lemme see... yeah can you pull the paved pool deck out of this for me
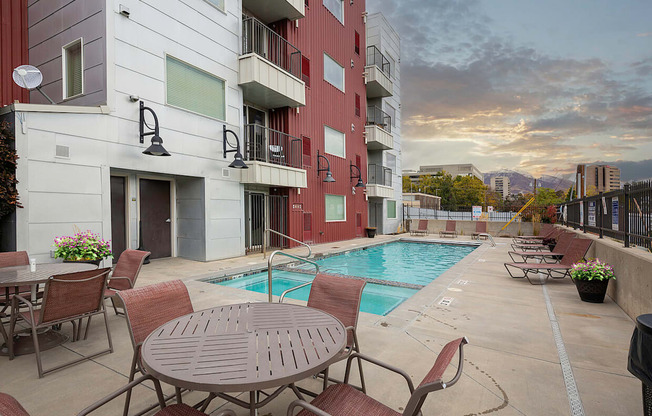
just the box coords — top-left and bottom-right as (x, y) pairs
(0, 235), (643, 415)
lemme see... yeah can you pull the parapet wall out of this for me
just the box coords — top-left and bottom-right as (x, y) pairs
(408, 219), (536, 237)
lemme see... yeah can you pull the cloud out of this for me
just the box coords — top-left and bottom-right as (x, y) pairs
(637, 32), (652, 37)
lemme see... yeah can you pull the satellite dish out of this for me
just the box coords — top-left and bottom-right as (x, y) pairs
(12, 65), (55, 104)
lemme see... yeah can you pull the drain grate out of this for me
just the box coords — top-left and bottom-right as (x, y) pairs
(439, 297), (454, 306)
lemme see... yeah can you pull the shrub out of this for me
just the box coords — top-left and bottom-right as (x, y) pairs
(570, 259), (615, 281)
(54, 230), (112, 261)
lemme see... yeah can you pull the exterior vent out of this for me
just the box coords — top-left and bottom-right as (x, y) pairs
(222, 168), (231, 178)
(55, 145), (70, 158)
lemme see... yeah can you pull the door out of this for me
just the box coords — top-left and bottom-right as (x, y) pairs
(244, 106), (267, 161)
(245, 191), (265, 253)
(139, 179), (172, 259)
(110, 176), (127, 263)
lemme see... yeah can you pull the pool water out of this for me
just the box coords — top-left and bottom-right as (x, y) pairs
(217, 270), (418, 316)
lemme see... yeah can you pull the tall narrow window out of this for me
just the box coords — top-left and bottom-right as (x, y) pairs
(301, 56), (311, 87)
(323, 0), (343, 23)
(302, 136), (311, 166)
(63, 39), (83, 98)
(355, 94), (360, 117)
(385, 103), (396, 127)
(354, 31), (360, 55)
(166, 55), (226, 120)
(323, 53), (344, 91)
(387, 200), (397, 219)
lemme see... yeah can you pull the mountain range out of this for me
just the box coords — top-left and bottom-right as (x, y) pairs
(483, 170), (574, 195)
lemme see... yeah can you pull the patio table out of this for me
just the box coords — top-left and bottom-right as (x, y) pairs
(141, 302), (347, 416)
(0, 262), (98, 356)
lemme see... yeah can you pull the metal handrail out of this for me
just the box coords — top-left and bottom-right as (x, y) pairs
(267, 251), (320, 302)
(366, 105), (391, 134)
(262, 228), (312, 259)
(242, 16), (302, 79)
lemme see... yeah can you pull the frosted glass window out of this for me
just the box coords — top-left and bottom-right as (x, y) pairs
(64, 39), (83, 98)
(323, 54), (344, 91)
(166, 55), (226, 120)
(385, 103), (396, 127)
(325, 194), (345, 221)
(205, 0), (225, 11)
(323, 0), (343, 23)
(324, 126), (345, 158)
(387, 200), (397, 219)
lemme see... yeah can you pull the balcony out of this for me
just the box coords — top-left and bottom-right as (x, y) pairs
(366, 164), (393, 198)
(239, 17), (306, 109)
(239, 124), (307, 188)
(365, 46), (393, 98)
(242, 0), (305, 23)
(365, 106), (393, 150)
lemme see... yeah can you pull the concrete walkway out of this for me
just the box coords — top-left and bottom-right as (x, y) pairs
(0, 235), (643, 415)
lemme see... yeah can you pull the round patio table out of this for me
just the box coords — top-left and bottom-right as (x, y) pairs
(141, 302), (347, 416)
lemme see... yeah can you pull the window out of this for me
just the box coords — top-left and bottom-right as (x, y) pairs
(355, 94), (360, 117)
(387, 200), (397, 219)
(302, 136), (311, 166)
(63, 39), (83, 98)
(354, 31), (360, 55)
(323, 53), (344, 91)
(302, 56), (311, 87)
(386, 153), (396, 172)
(385, 103), (396, 126)
(386, 53), (395, 78)
(325, 194), (345, 221)
(166, 55), (226, 120)
(205, 0), (225, 11)
(323, 0), (343, 23)
(324, 126), (345, 158)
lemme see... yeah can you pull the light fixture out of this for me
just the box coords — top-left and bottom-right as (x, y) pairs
(317, 150), (335, 182)
(140, 101), (170, 156)
(223, 125), (248, 169)
(350, 162), (365, 187)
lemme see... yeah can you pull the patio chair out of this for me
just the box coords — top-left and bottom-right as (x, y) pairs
(0, 392), (30, 416)
(104, 249), (150, 315)
(287, 337), (468, 416)
(439, 220), (457, 238)
(512, 225), (560, 244)
(117, 280), (194, 416)
(77, 374), (236, 416)
(510, 227), (563, 251)
(410, 219), (428, 236)
(280, 273), (367, 394)
(471, 221), (488, 240)
(9, 268), (113, 377)
(508, 232), (575, 263)
(269, 144), (285, 164)
(0, 251), (32, 313)
(504, 238), (592, 284)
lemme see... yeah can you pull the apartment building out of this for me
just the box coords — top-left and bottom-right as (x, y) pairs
(403, 163), (484, 182)
(576, 164), (621, 197)
(490, 176), (510, 199)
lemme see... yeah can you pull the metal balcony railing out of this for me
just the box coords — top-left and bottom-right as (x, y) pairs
(242, 17), (302, 79)
(243, 124), (303, 169)
(366, 45), (390, 77)
(368, 164), (392, 187)
(366, 105), (392, 133)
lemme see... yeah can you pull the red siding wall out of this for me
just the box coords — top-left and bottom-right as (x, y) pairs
(0, 0), (29, 107)
(280, 0), (368, 245)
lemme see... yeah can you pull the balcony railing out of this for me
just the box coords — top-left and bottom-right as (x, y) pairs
(243, 124), (303, 169)
(366, 45), (390, 77)
(242, 17), (302, 79)
(368, 164), (392, 187)
(366, 106), (392, 133)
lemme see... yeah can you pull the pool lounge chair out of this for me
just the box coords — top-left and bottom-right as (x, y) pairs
(508, 232), (575, 263)
(471, 222), (488, 240)
(439, 220), (457, 238)
(512, 225), (560, 244)
(504, 238), (592, 284)
(410, 219), (429, 236)
(511, 228), (563, 251)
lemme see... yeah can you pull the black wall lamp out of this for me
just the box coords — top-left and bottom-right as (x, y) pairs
(223, 125), (248, 169)
(139, 101), (170, 156)
(350, 162), (365, 187)
(317, 150), (335, 182)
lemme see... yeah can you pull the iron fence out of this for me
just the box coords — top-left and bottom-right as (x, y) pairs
(242, 124), (303, 168)
(368, 164), (392, 186)
(366, 45), (390, 77)
(366, 106), (392, 133)
(559, 180), (652, 250)
(242, 17), (302, 79)
(244, 192), (289, 253)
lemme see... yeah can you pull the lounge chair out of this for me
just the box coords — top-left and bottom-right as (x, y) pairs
(508, 232), (575, 263)
(9, 268), (113, 377)
(410, 219), (428, 236)
(510, 228), (563, 251)
(471, 221), (488, 240)
(287, 337), (468, 416)
(512, 225), (560, 244)
(504, 238), (592, 284)
(439, 220), (457, 238)
(104, 249), (150, 315)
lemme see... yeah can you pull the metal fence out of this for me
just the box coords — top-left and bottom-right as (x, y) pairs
(366, 45), (391, 77)
(403, 205), (552, 222)
(244, 192), (289, 253)
(366, 106), (391, 133)
(242, 17), (302, 79)
(242, 124), (303, 168)
(559, 181), (652, 250)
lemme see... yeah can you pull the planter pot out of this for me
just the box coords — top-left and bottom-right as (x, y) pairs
(63, 259), (102, 266)
(365, 228), (377, 238)
(572, 278), (611, 303)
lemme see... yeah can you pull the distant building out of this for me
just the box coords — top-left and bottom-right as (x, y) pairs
(490, 176), (510, 199)
(576, 164), (621, 197)
(403, 164), (483, 182)
(402, 193), (441, 210)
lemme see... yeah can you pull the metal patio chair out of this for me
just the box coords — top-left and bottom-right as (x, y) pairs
(0, 251), (32, 314)
(508, 232), (575, 263)
(104, 249), (150, 315)
(410, 219), (428, 236)
(471, 221), (488, 240)
(287, 337), (468, 416)
(512, 225), (560, 245)
(504, 238), (593, 284)
(511, 227), (563, 251)
(9, 268), (113, 377)
(0, 392), (30, 416)
(439, 220), (457, 238)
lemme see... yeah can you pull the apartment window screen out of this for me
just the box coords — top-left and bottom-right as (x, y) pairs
(354, 31), (360, 55)
(324, 126), (345, 158)
(64, 39), (83, 98)
(387, 200), (397, 219)
(355, 94), (360, 117)
(323, 0), (343, 23)
(205, 0), (225, 11)
(385, 103), (396, 126)
(166, 55), (226, 120)
(302, 136), (311, 166)
(323, 53), (344, 91)
(325, 194), (345, 221)
(302, 56), (311, 87)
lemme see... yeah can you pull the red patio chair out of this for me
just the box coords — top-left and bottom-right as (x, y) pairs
(0, 392), (30, 416)
(104, 249), (150, 315)
(439, 220), (457, 238)
(287, 337), (468, 416)
(511, 227), (563, 251)
(471, 221), (488, 240)
(1, 251), (31, 313)
(410, 219), (428, 236)
(508, 232), (575, 263)
(512, 224), (557, 244)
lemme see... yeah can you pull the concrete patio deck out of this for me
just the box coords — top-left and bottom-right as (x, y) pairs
(0, 235), (643, 415)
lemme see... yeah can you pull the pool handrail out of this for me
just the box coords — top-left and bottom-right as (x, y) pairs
(267, 250), (320, 303)
(477, 233), (496, 247)
(279, 280), (313, 303)
(262, 228), (312, 259)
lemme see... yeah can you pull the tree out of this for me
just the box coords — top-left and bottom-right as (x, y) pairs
(534, 187), (565, 206)
(402, 176), (413, 193)
(451, 175), (486, 207)
(0, 121), (21, 218)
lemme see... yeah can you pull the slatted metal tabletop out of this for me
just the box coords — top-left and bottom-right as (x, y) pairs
(141, 302), (347, 392)
(0, 263), (98, 288)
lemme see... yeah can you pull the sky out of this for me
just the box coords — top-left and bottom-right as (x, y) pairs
(366, 0), (652, 181)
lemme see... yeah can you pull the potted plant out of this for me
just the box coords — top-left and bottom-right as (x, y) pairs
(570, 259), (615, 303)
(53, 230), (112, 265)
(365, 227), (377, 238)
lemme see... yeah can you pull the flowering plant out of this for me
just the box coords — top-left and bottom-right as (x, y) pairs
(570, 259), (615, 281)
(53, 231), (112, 261)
